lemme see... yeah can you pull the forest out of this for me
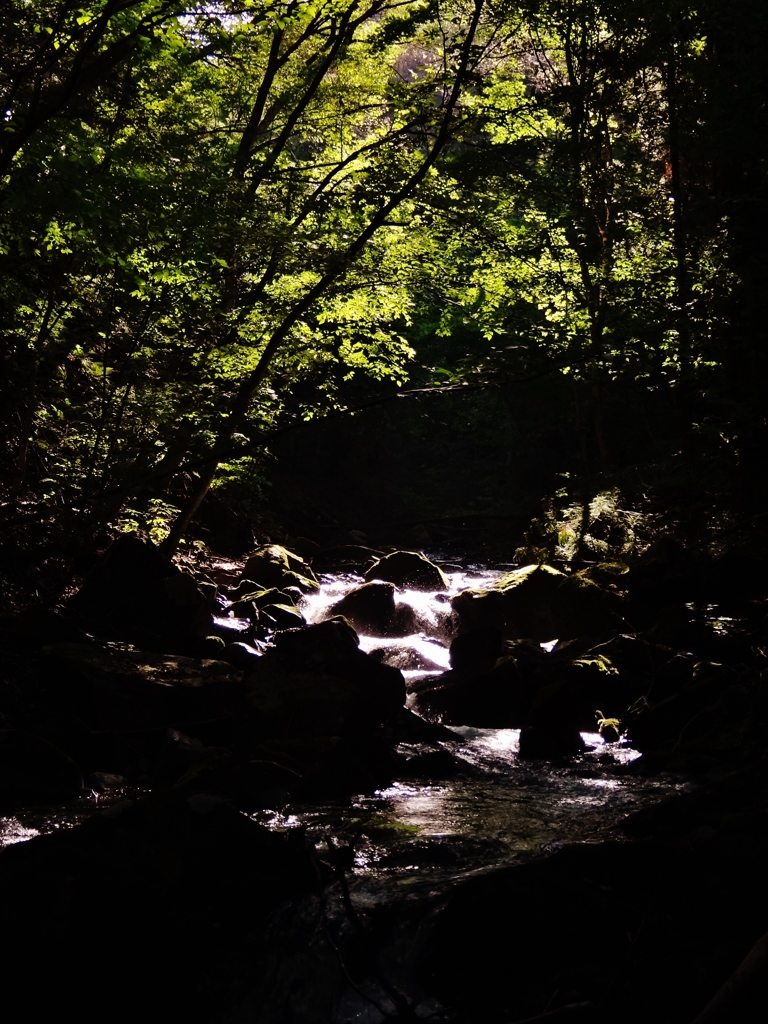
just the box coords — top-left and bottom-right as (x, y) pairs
(2, 1), (768, 1022)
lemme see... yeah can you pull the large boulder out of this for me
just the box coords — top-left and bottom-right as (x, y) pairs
(452, 563), (619, 642)
(240, 544), (319, 592)
(449, 626), (505, 673)
(0, 730), (83, 808)
(37, 643), (244, 733)
(66, 534), (213, 654)
(364, 550), (449, 591)
(329, 581), (414, 637)
(312, 544), (386, 574)
(244, 617), (406, 738)
(0, 792), (319, 1022)
(411, 641), (546, 728)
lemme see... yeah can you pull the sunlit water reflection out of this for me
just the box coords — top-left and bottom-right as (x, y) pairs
(282, 565), (683, 889)
(253, 722), (678, 898)
(2, 562), (685, 876)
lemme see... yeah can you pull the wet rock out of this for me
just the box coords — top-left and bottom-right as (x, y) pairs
(87, 771), (128, 795)
(449, 626), (504, 673)
(66, 534), (213, 654)
(0, 729), (83, 807)
(209, 613), (254, 644)
(227, 584), (299, 612)
(413, 656), (531, 728)
(329, 580), (400, 636)
(367, 639), (442, 671)
(364, 550), (449, 591)
(260, 602), (306, 631)
(412, 640), (548, 727)
(220, 641), (264, 670)
(452, 563), (619, 642)
(240, 544), (319, 592)
(399, 747), (458, 779)
(518, 724), (586, 759)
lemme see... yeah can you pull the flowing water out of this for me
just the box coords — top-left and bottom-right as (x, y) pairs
(1, 563), (686, 876)
(247, 564), (687, 896)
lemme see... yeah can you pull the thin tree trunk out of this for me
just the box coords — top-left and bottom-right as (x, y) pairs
(665, 49), (691, 377)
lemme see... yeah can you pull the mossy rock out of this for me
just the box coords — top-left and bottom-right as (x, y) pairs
(260, 602), (306, 630)
(240, 544), (318, 592)
(452, 563), (619, 642)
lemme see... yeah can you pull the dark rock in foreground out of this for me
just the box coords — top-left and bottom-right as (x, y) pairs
(67, 533), (213, 653)
(244, 617), (406, 738)
(0, 792), (319, 1022)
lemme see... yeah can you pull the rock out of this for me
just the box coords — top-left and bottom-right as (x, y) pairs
(227, 584), (298, 611)
(364, 550), (449, 591)
(220, 641), (264, 670)
(312, 544), (385, 574)
(382, 706), (459, 743)
(37, 643), (245, 732)
(151, 727), (211, 785)
(218, 733), (396, 802)
(6, 607), (91, 649)
(66, 534), (213, 654)
(412, 640), (548, 727)
(260, 602), (306, 630)
(0, 791), (319, 1022)
(0, 730), (83, 807)
(400, 747), (458, 779)
(284, 536), (322, 559)
(625, 661), (750, 771)
(209, 613), (254, 644)
(199, 634), (227, 658)
(449, 626), (504, 673)
(243, 618), (406, 738)
(452, 563), (618, 642)
(367, 639), (443, 671)
(240, 544), (319, 592)
(518, 724), (586, 759)
(329, 581), (413, 637)
(412, 657), (528, 727)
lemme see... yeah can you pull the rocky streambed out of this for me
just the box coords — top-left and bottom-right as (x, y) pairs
(1, 537), (767, 1022)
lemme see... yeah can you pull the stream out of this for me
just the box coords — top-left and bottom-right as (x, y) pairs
(249, 565), (687, 896)
(0, 562), (687, 871)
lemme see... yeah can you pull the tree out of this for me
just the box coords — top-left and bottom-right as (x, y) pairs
(1, 0), (490, 548)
